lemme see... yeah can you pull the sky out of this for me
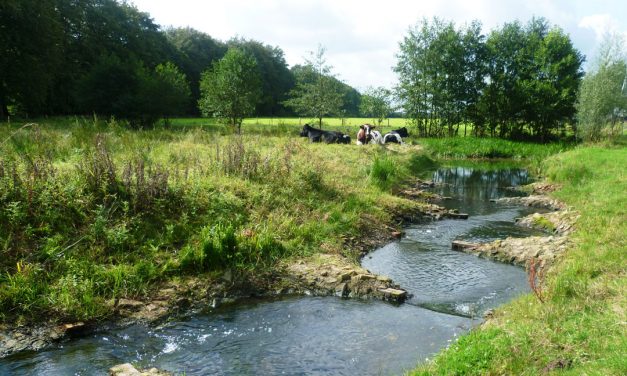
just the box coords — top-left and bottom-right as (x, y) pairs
(130, 0), (627, 91)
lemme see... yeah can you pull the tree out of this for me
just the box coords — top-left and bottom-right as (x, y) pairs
(228, 38), (295, 116)
(576, 33), (627, 141)
(0, 0), (63, 117)
(395, 18), (467, 137)
(153, 62), (191, 122)
(360, 87), (393, 125)
(165, 27), (227, 113)
(198, 48), (262, 133)
(283, 45), (344, 127)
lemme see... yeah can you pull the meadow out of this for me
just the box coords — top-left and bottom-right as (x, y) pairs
(3, 117), (623, 375)
(0, 117), (431, 323)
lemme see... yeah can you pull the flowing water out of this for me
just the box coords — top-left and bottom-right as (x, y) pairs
(0, 166), (545, 376)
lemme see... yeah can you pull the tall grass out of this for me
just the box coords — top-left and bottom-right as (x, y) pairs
(0, 117), (431, 323)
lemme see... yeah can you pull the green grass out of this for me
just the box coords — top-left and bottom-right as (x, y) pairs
(420, 137), (574, 159)
(0, 117), (430, 323)
(412, 144), (627, 375)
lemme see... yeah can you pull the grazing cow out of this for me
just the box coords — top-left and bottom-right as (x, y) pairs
(300, 124), (351, 144)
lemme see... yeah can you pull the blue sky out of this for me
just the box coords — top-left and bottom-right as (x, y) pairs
(131, 0), (627, 90)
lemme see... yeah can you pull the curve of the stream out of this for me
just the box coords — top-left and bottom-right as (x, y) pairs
(0, 166), (545, 376)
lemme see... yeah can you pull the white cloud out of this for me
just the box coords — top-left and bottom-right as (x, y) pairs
(578, 14), (621, 41)
(131, 0), (627, 89)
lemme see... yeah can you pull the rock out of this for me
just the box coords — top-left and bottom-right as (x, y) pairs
(378, 288), (407, 302)
(391, 231), (403, 238)
(117, 299), (144, 311)
(447, 212), (469, 219)
(452, 240), (479, 251)
(110, 363), (142, 376)
(335, 283), (349, 298)
(222, 269), (233, 283)
(109, 363), (171, 376)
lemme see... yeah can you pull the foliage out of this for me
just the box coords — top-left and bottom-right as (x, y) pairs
(198, 48), (262, 132)
(420, 137), (572, 159)
(228, 38), (295, 116)
(77, 56), (191, 127)
(576, 33), (627, 141)
(165, 27), (228, 113)
(154, 62), (192, 120)
(283, 46), (345, 127)
(0, 0), (63, 117)
(360, 87), (393, 125)
(395, 17), (584, 140)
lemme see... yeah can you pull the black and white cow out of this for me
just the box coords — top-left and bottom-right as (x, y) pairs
(300, 124), (351, 144)
(382, 127), (409, 144)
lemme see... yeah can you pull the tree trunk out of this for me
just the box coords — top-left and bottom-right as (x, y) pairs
(318, 117), (322, 128)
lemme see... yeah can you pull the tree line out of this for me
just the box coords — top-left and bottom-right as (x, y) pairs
(2, 2), (624, 140)
(395, 17), (586, 141)
(0, 0), (361, 125)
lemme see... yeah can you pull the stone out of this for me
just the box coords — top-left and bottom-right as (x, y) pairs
(452, 240), (479, 251)
(110, 363), (142, 376)
(376, 275), (392, 283)
(117, 299), (144, 311)
(378, 288), (407, 301)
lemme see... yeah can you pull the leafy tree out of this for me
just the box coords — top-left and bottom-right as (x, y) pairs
(576, 33), (627, 141)
(228, 38), (295, 116)
(360, 87), (393, 125)
(284, 45), (344, 127)
(482, 18), (583, 140)
(395, 18), (466, 136)
(153, 62), (192, 122)
(50, 0), (173, 114)
(165, 27), (227, 113)
(0, 0), (63, 117)
(198, 48), (262, 133)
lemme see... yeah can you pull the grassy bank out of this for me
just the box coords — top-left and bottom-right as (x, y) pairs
(412, 144), (626, 375)
(0, 118), (430, 324)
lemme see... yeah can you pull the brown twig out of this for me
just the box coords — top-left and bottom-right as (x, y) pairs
(527, 257), (545, 303)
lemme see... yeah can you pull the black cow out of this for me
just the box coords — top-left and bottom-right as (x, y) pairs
(300, 124), (351, 144)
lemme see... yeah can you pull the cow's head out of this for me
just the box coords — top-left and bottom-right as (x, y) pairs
(299, 124), (311, 137)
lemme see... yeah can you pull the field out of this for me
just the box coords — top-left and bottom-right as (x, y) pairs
(0, 117), (432, 323)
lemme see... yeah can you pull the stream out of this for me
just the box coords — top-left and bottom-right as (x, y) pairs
(0, 166), (545, 376)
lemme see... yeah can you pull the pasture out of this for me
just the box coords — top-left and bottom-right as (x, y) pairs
(0, 117), (429, 322)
